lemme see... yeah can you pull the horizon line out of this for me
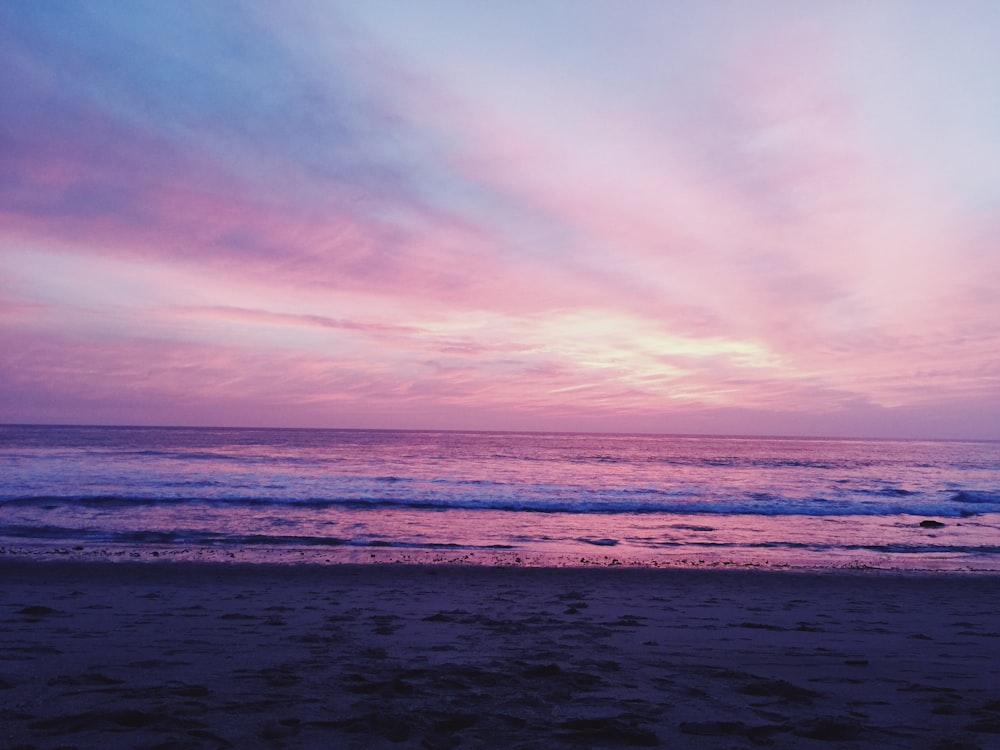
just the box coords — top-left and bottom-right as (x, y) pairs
(3, 422), (997, 445)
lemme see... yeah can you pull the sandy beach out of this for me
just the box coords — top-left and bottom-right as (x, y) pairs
(2, 561), (999, 749)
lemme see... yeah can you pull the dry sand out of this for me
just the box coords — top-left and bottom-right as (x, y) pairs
(1, 561), (998, 749)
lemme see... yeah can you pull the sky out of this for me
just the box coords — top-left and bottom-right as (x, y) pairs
(2, 1), (1000, 439)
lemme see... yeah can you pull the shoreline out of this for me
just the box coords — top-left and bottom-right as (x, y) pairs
(4, 541), (1000, 575)
(3, 555), (1000, 578)
(3, 559), (999, 748)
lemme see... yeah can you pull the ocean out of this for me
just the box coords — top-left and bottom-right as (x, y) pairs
(1, 424), (999, 571)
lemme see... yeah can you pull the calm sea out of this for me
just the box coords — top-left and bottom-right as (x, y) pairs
(1, 425), (999, 571)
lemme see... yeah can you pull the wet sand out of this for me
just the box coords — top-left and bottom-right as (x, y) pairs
(2, 561), (999, 749)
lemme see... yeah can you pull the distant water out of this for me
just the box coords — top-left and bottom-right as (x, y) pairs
(2, 425), (999, 571)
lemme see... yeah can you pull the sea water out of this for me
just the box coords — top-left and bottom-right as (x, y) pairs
(1, 425), (999, 570)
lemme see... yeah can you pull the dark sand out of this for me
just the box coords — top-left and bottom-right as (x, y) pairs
(2, 561), (999, 749)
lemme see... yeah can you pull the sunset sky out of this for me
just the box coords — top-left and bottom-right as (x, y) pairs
(3, 1), (999, 439)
